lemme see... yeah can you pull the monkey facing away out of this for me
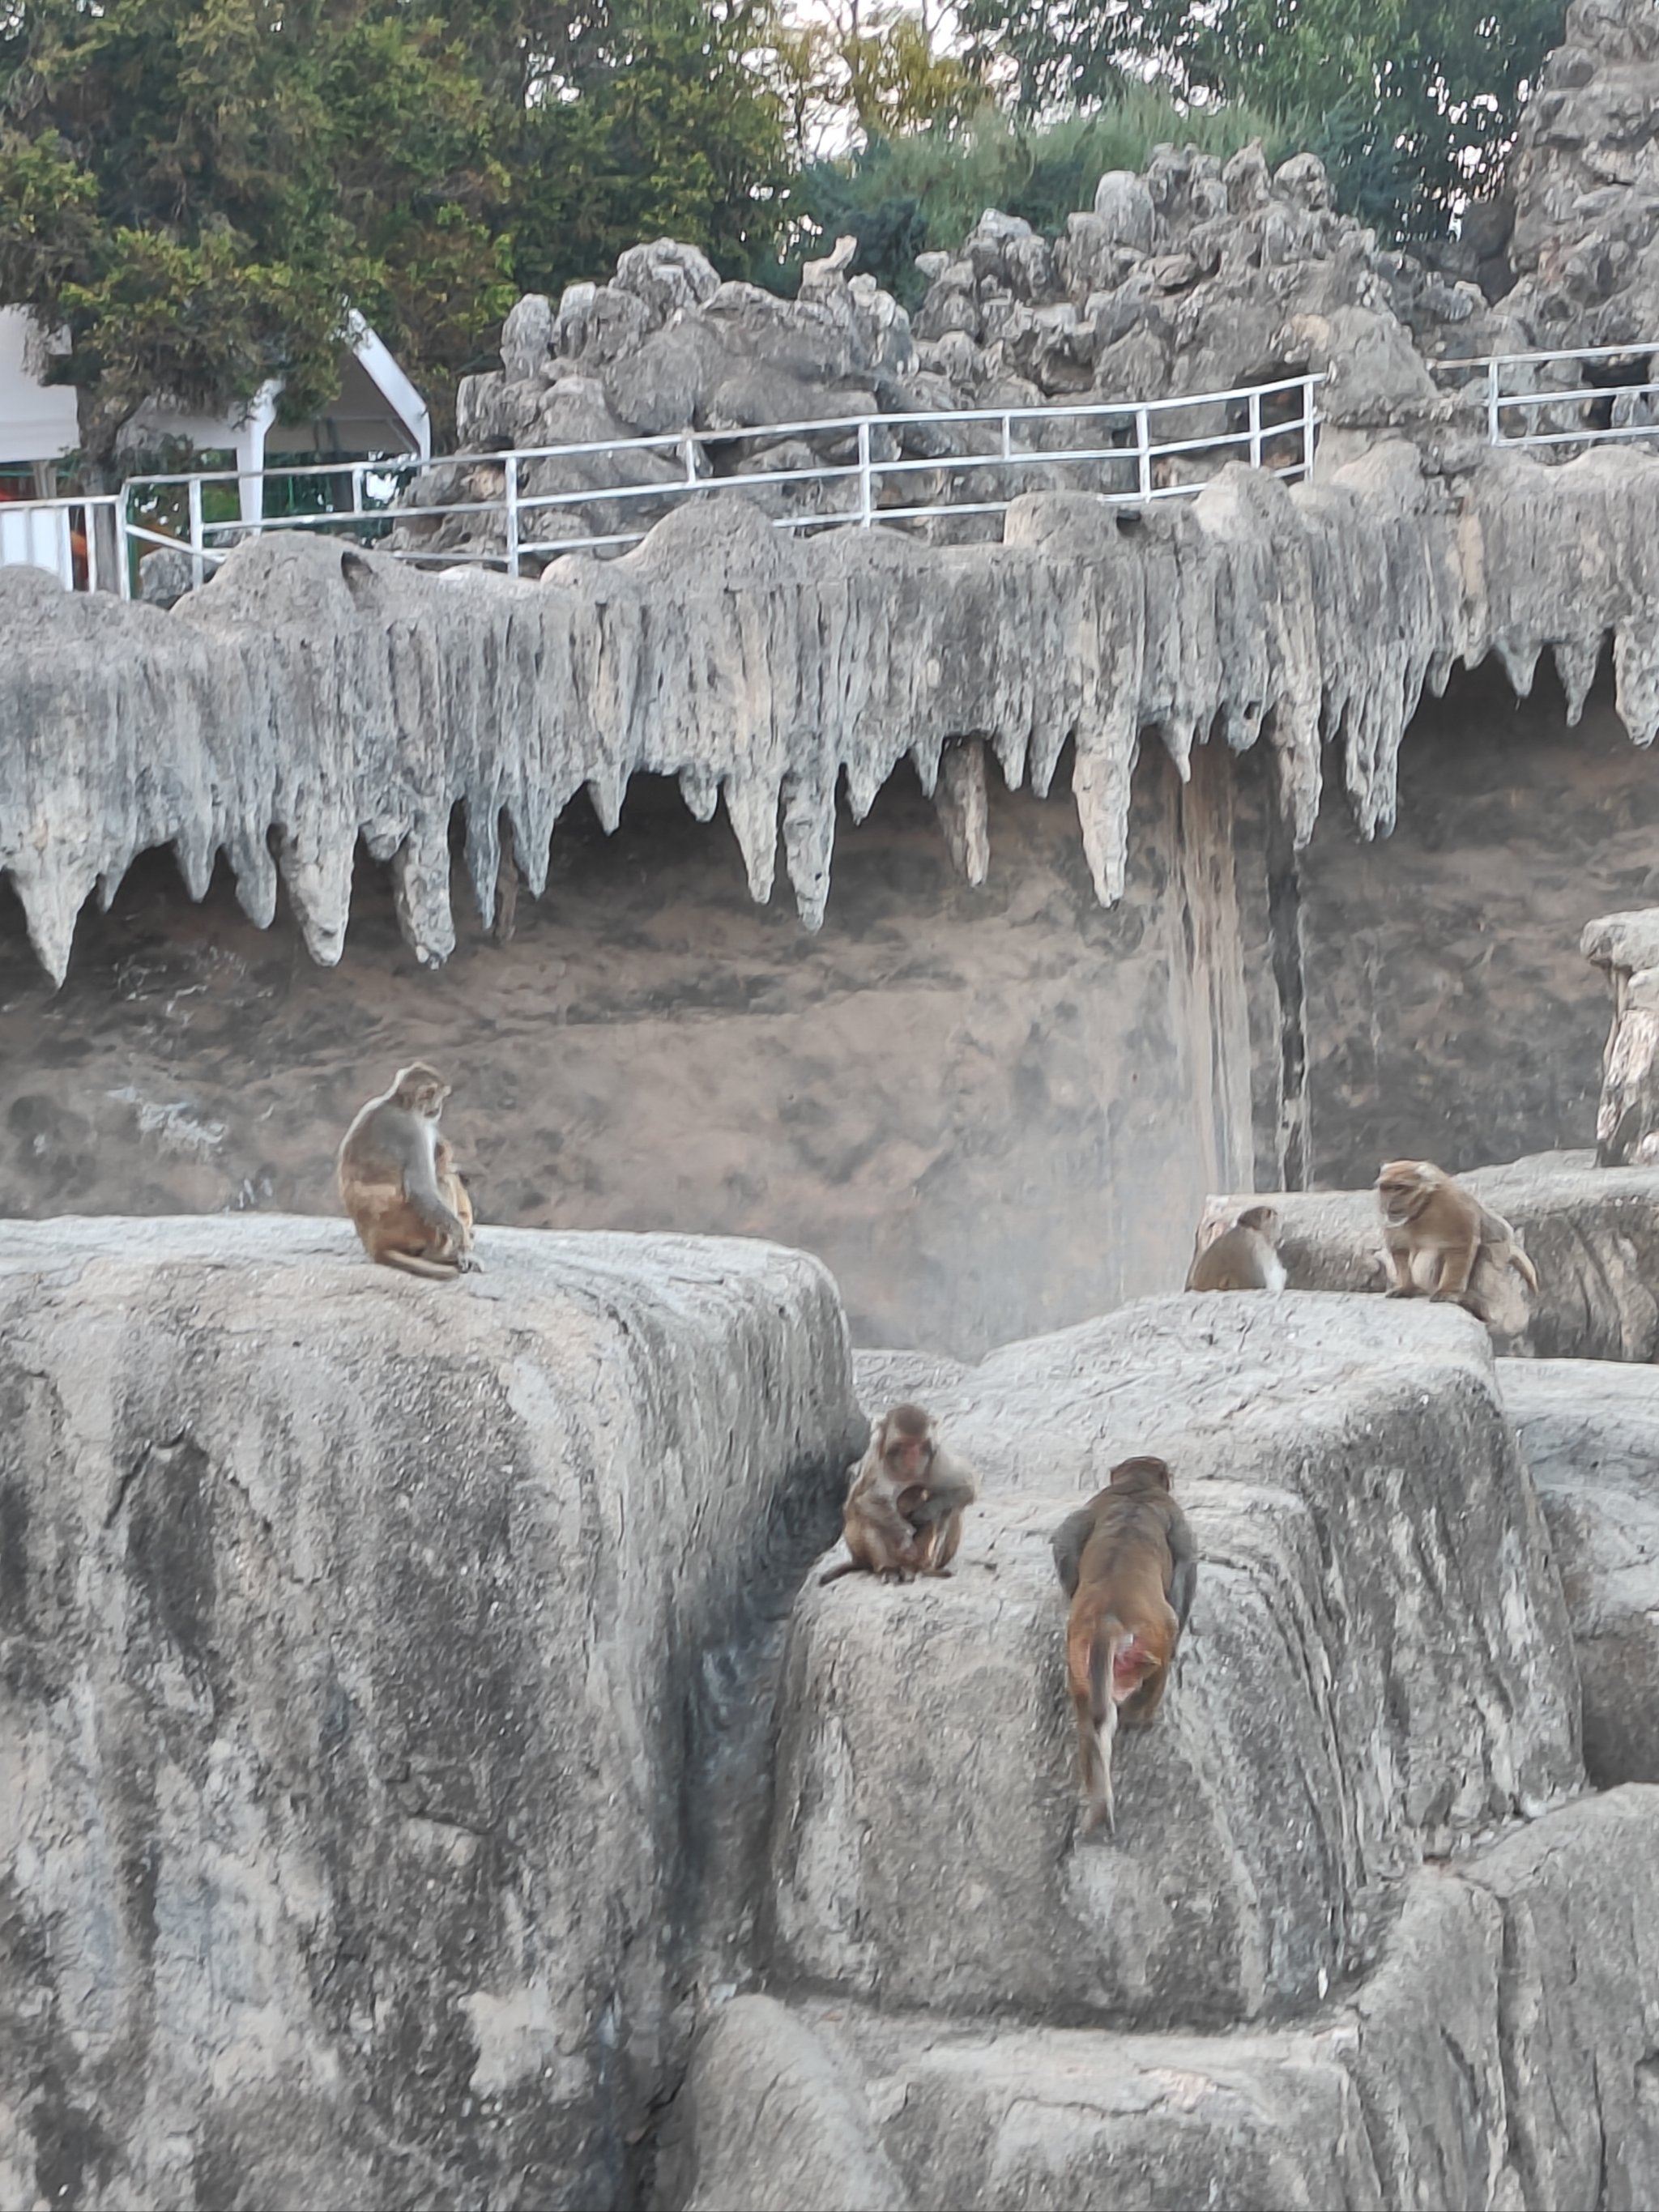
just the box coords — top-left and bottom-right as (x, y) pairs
(1375, 1160), (1537, 1323)
(1185, 1204), (1286, 1293)
(819, 1404), (979, 1586)
(338, 1063), (480, 1281)
(1051, 1456), (1197, 1838)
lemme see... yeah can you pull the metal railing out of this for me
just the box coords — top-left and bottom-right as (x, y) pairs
(111, 373), (1322, 586)
(0, 492), (127, 596)
(1432, 340), (1659, 452)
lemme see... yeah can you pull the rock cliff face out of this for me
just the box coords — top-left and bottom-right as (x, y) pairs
(0, 1216), (863, 2210)
(8, 1219), (1657, 2212)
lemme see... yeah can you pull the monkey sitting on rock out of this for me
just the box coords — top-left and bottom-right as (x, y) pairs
(819, 1404), (978, 1586)
(338, 1062), (479, 1280)
(1185, 1204), (1285, 1293)
(1051, 1456), (1196, 1838)
(1375, 1159), (1537, 1324)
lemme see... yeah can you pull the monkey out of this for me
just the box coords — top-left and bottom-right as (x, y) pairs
(1184, 1204), (1286, 1293)
(1375, 1160), (1538, 1323)
(1051, 1455), (1196, 1838)
(819, 1404), (979, 1586)
(337, 1062), (480, 1280)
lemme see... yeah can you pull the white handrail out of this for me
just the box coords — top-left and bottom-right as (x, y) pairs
(2, 371), (1324, 592)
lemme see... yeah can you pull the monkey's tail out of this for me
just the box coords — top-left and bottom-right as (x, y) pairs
(1072, 1619), (1124, 1835)
(817, 1558), (864, 1586)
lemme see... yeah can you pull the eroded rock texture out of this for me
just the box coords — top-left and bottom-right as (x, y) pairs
(18, 434), (1659, 989)
(658, 1294), (1659, 2212)
(0, 1216), (863, 2211)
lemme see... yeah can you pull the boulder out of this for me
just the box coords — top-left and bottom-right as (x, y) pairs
(0, 1215), (863, 2212)
(767, 1297), (1580, 2027)
(1503, 1360), (1659, 1784)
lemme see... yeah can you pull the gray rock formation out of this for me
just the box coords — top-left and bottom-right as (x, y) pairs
(1583, 906), (1659, 1161)
(19, 431), (1659, 984)
(1504, 1361), (1659, 1786)
(0, 1215), (864, 2211)
(666, 1788), (1659, 2210)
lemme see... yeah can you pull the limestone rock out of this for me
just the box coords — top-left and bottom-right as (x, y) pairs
(769, 1298), (1579, 2027)
(1583, 904), (1659, 1161)
(667, 1791), (1659, 2210)
(0, 1214), (864, 2212)
(1504, 1361), (1659, 1784)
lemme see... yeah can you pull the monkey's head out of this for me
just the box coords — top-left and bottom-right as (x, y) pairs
(1236, 1204), (1280, 1240)
(392, 1063), (451, 1119)
(878, 1403), (936, 1483)
(1376, 1161), (1439, 1224)
(1107, 1455), (1172, 1495)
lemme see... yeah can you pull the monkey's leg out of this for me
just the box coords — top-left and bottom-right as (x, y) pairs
(1120, 1664), (1168, 1728)
(1432, 1234), (1479, 1302)
(1383, 1240), (1419, 1297)
(381, 1250), (465, 1281)
(928, 1509), (965, 1574)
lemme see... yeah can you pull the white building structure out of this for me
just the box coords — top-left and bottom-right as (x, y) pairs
(0, 308), (430, 589)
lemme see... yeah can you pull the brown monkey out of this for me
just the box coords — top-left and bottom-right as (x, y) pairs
(819, 1404), (979, 1586)
(1051, 1456), (1196, 1837)
(1185, 1204), (1286, 1293)
(338, 1063), (479, 1280)
(1375, 1160), (1537, 1322)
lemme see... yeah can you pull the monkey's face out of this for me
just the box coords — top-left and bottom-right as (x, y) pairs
(887, 1430), (934, 1482)
(1376, 1165), (1431, 1225)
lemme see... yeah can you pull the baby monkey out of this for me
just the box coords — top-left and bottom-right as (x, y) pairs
(1185, 1204), (1285, 1293)
(819, 1404), (978, 1585)
(1051, 1455), (1196, 1838)
(338, 1062), (479, 1280)
(1375, 1159), (1537, 1322)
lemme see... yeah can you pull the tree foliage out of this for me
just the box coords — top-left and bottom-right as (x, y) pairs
(775, 92), (1295, 303)
(957, 0), (1567, 238)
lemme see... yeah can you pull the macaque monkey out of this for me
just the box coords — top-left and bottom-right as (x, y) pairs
(819, 1404), (979, 1586)
(1185, 1204), (1286, 1293)
(338, 1063), (480, 1280)
(1051, 1455), (1197, 1838)
(1375, 1160), (1537, 1323)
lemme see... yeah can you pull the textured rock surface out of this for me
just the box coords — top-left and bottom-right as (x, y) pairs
(0, 742), (1256, 1362)
(0, 1216), (863, 2211)
(1584, 903), (1659, 1162)
(769, 1298), (1580, 2027)
(18, 435), (1659, 987)
(1504, 1360), (1659, 1785)
(1203, 1154), (1659, 1360)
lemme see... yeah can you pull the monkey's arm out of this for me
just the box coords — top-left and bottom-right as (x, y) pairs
(1051, 1507), (1097, 1600)
(401, 1148), (471, 1247)
(902, 1467), (978, 1526)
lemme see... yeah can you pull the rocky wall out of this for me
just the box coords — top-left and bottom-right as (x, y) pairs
(0, 1216), (864, 2211)
(0, 739), (1257, 1362)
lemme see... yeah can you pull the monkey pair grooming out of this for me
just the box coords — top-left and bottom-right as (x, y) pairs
(819, 1404), (979, 1585)
(338, 1063), (480, 1280)
(1184, 1204), (1285, 1293)
(1051, 1456), (1196, 1837)
(1375, 1160), (1537, 1323)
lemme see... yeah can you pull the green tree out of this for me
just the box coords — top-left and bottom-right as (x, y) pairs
(506, 0), (791, 297)
(957, 0), (1567, 238)
(0, 0), (513, 480)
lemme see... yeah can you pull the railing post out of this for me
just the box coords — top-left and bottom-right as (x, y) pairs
(1000, 412), (1012, 462)
(117, 489), (133, 598)
(1302, 377), (1316, 479)
(858, 418), (873, 526)
(1487, 357), (1502, 446)
(504, 452), (520, 578)
(352, 462), (365, 524)
(1248, 388), (1263, 470)
(681, 431), (697, 488)
(188, 475), (206, 590)
(1136, 407), (1151, 500)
